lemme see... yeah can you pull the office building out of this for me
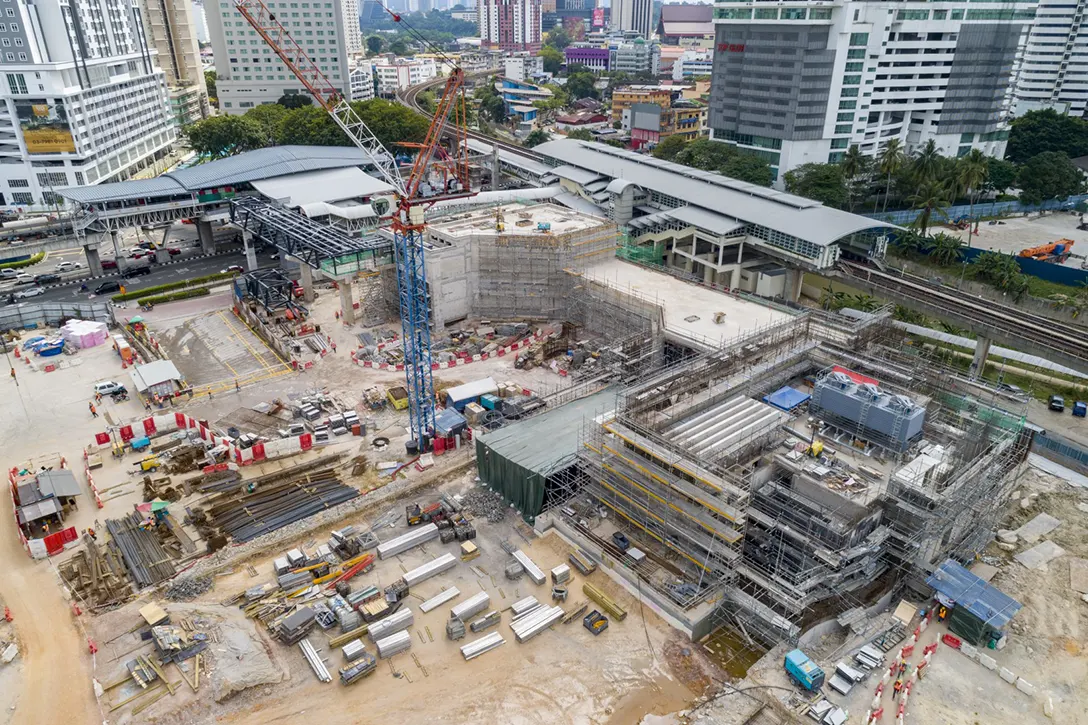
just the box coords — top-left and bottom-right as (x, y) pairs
(611, 0), (652, 39)
(1014, 0), (1088, 116)
(343, 0), (362, 55)
(0, 0), (176, 209)
(479, 0), (543, 52)
(566, 34), (659, 75)
(207, 0), (351, 112)
(192, 1), (211, 44)
(138, 0), (211, 127)
(709, 1), (1033, 180)
(373, 56), (437, 95)
(504, 54), (544, 82)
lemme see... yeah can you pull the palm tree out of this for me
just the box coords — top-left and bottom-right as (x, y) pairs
(956, 149), (989, 248)
(929, 232), (965, 266)
(840, 145), (865, 211)
(912, 139), (942, 188)
(878, 138), (906, 213)
(908, 179), (951, 237)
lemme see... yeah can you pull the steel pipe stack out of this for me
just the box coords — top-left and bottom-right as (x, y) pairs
(460, 632), (505, 661)
(420, 587), (461, 613)
(376, 523), (439, 559)
(375, 630), (412, 658)
(402, 553), (457, 586)
(512, 550), (546, 585)
(450, 591), (490, 622)
(105, 513), (177, 587)
(299, 639), (332, 682)
(368, 607), (414, 640)
(510, 605), (564, 643)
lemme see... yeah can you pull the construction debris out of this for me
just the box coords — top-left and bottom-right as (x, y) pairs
(165, 574), (213, 601)
(461, 490), (507, 523)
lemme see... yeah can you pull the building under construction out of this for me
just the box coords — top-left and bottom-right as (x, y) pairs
(480, 299), (1031, 648)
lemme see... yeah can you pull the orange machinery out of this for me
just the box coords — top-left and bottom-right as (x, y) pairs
(1019, 239), (1075, 263)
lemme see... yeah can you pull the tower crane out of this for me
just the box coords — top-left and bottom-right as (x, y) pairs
(233, 0), (475, 449)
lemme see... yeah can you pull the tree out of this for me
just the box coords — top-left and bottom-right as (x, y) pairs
(204, 70), (218, 108)
(1007, 108), (1088, 163)
(911, 139), (942, 187)
(480, 95), (506, 123)
(524, 129), (550, 148)
(907, 179), (950, 237)
(929, 232), (964, 266)
(277, 93), (313, 109)
(652, 135), (688, 162)
(389, 39), (409, 56)
(366, 35), (384, 55)
(722, 153), (773, 187)
(566, 128), (594, 141)
(841, 145), (864, 182)
(565, 72), (598, 100)
(1017, 151), (1086, 206)
(783, 163), (848, 209)
(544, 27), (572, 50)
(184, 115), (266, 158)
(891, 229), (927, 256)
(245, 103), (288, 144)
(877, 138), (906, 213)
(675, 138), (736, 171)
(539, 45), (564, 74)
(986, 157), (1018, 195)
(956, 148), (989, 247)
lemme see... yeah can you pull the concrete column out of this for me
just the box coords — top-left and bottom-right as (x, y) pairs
(970, 336), (991, 377)
(703, 262), (714, 285)
(729, 266), (741, 290)
(339, 281), (355, 324)
(491, 148), (501, 191)
(197, 219), (215, 255)
(109, 230), (123, 260)
(83, 244), (103, 278)
(784, 267), (804, 302)
(242, 230), (257, 271)
(154, 248), (171, 265)
(298, 262), (315, 302)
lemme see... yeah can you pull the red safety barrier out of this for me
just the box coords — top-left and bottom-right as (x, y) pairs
(941, 633), (962, 650)
(119, 425), (135, 442)
(94, 432), (110, 445)
(299, 433), (313, 450)
(60, 526), (78, 544)
(143, 418), (156, 435)
(43, 531), (65, 556)
(175, 412), (187, 428)
(251, 442), (265, 461)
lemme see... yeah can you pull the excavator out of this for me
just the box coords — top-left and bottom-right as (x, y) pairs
(1019, 239), (1075, 264)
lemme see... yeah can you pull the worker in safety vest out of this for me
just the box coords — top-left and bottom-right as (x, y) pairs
(89, 402), (98, 418)
(938, 605), (948, 622)
(892, 679), (903, 699)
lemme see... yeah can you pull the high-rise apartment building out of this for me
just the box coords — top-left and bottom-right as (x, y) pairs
(611, 0), (652, 39)
(208, 0), (352, 111)
(709, 1), (1034, 180)
(192, 1), (211, 43)
(138, 0), (210, 127)
(0, 0), (176, 209)
(342, 0), (362, 55)
(479, 0), (542, 52)
(1014, 0), (1088, 117)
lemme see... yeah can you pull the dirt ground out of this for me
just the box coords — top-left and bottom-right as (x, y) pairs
(942, 210), (1088, 264)
(89, 472), (699, 725)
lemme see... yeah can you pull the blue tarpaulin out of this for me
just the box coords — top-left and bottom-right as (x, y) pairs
(926, 559), (1022, 629)
(763, 386), (810, 412)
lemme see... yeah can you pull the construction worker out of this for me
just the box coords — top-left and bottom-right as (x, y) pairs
(89, 402), (98, 418)
(892, 678), (903, 699)
(938, 605), (948, 622)
(95, 392), (102, 404)
(86, 527), (97, 541)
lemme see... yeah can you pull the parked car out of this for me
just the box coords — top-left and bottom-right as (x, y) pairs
(93, 381), (126, 396)
(14, 286), (44, 299)
(222, 265), (244, 274)
(0, 268), (17, 279)
(1049, 394), (1066, 413)
(54, 261), (82, 272)
(34, 273), (60, 285)
(94, 281), (121, 295)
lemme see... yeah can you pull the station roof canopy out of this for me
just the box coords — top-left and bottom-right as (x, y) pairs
(250, 167), (394, 208)
(926, 559), (1022, 630)
(533, 139), (897, 246)
(59, 146), (381, 205)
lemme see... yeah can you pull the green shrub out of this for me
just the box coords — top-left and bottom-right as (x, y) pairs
(136, 287), (212, 306)
(112, 270), (239, 301)
(0, 252), (46, 270)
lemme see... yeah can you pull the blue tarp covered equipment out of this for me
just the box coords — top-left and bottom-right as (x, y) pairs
(763, 386), (810, 412)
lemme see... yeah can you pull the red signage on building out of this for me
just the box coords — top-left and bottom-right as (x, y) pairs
(716, 43), (746, 53)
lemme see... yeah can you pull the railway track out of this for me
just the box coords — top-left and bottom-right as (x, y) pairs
(397, 72), (547, 162)
(837, 260), (1088, 365)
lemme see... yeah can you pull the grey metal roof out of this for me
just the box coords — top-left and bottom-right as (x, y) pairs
(36, 469), (82, 498)
(926, 559), (1021, 630)
(552, 165), (604, 185)
(666, 206), (744, 236)
(477, 388), (616, 477)
(17, 497), (60, 524)
(466, 139), (556, 177)
(533, 140), (897, 246)
(250, 167), (394, 207)
(59, 146), (377, 204)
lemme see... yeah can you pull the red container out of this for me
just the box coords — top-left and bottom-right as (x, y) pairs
(433, 436), (447, 455)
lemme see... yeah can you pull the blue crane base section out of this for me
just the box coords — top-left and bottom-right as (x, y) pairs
(394, 226), (437, 447)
